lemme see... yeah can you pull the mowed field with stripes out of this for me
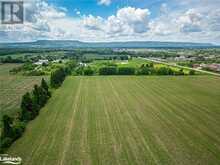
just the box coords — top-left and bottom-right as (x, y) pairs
(7, 76), (220, 165)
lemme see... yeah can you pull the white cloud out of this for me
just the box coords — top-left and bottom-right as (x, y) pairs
(1, 0), (220, 44)
(177, 9), (203, 33)
(83, 15), (104, 31)
(74, 8), (81, 16)
(149, 20), (174, 36)
(106, 15), (127, 34)
(159, 3), (169, 15)
(98, 0), (111, 6)
(39, 2), (66, 19)
(116, 7), (150, 33)
(0, 0), (70, 41)
(83, 7), (150, 35)
(207, 9), (220, 31)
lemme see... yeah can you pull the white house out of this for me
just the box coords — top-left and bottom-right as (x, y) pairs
(79, 62), (87, 67)
(34, 60), (49, 65)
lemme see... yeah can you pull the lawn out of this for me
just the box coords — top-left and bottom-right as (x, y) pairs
(90, 58), (149, 68)
(0, 64), (48, 119)
(6, 76), (220, 165)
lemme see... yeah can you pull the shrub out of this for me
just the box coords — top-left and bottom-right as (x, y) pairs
(167, 68), (174, 75)
(24, 70), (45, 76)
(189, 70), (195, 75)
(156, 67), (174, 75)
(22, 62), (36, 71)
(148, 67), (157, 75)
(33, 85), (48, 108)
(75, 67), (84, 75)
(66, 60), (77, 70)
(99, 66), (117, 75)
(1, 115), (14, 139)
(12, 122), (26, 139)
(0, 56), (24, 63)
(9, 67), (22, 74)
(174, 69), (185, 76)
(118, 67), (136, 75)
(0, 137), (13, 149)
(50, 67), (66, 88)
(41, 78), (51, 97)
(156, 67), (169, 75)
(20, 92), (36, 121)
(137, 67), (150, 75)
(149, 63), (154, 67)
(105, 62), (117, 67)
(83, 67), (94, 76)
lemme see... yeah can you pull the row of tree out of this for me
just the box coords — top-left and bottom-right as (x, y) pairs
(0, 79), (51, 152)
(50, 67), (67, 88)
(0, 56), (25, 63)
(74, 62), (196, 76)
(74, 65), (193, 76)
(1, 62), (76, 152)
(137, 64), (186, 76)
(98, 64), (195, 76)
(50, 60), (76, 87)
(20, 79), (51, 121)
(99, 66), (136, 75)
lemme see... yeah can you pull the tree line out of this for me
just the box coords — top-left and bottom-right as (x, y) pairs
(0, 56), (25, 63)
(0, 62), (76, 152)
(50, 61), (76, 87)
(0, 79), (51, 152)
(75, 63), (195, 76)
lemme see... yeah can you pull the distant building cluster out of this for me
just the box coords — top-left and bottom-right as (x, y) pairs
(34, 59), (65, 66)
(193, 63), (220, 72)
(173, 56), (196, 62)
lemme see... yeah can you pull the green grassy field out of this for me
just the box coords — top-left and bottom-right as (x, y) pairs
(0, 64), (48, 118)
(6, 76), (220, 165)
(90, 58), (149, 68)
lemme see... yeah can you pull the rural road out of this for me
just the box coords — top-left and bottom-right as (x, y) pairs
(140, 57), (220, 77)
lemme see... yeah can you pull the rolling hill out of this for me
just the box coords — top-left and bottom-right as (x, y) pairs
(0, 40), (217, 49)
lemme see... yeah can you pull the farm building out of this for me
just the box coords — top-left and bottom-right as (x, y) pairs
(34, 59), (49, 65)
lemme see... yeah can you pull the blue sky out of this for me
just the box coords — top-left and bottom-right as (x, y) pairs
(0, 0), (220, 44)
(47, 0), (168, 18)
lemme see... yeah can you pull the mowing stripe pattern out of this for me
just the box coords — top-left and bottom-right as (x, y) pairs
(7, 76), (220, 165)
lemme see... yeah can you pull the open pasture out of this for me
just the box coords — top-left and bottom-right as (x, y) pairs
(7, 76), (220, 165)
